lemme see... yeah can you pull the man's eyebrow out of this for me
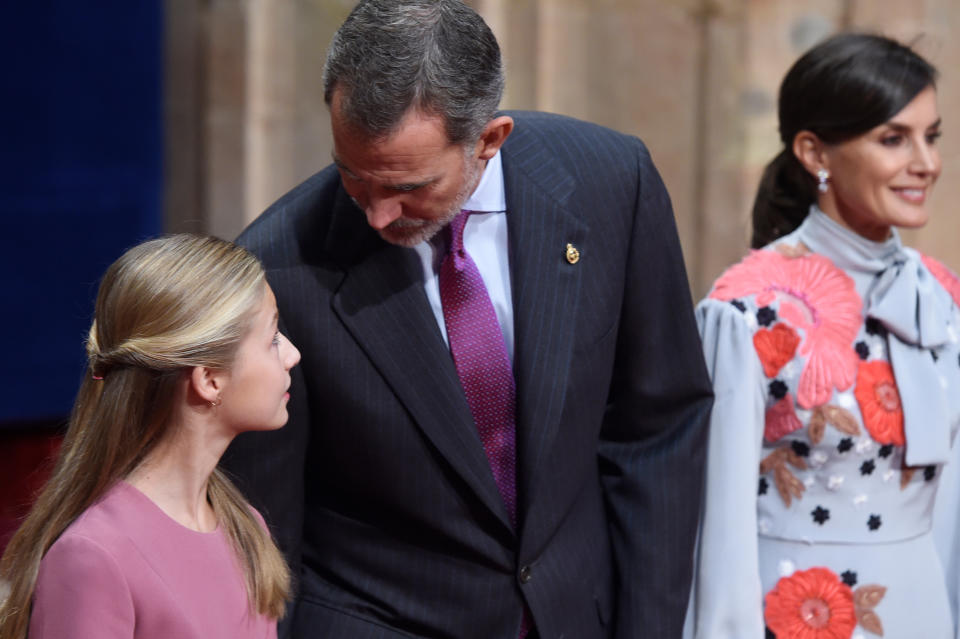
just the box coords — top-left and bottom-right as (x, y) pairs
(332, 154), (360, 179)
(387, 179), (435, 192)
(332, 153), (437, 191)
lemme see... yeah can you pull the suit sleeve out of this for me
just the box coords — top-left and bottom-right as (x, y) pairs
(682, 298), (766, 639)
(29, 534), (135, 638)
(597, 140), (714, 638)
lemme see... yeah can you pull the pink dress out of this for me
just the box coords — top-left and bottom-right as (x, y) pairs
(29, 481), (278, 639)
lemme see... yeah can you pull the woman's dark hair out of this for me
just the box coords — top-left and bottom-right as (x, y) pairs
(751, 33), (937, 248)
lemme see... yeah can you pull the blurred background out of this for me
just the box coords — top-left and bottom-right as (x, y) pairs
(2, 0), (959, 548)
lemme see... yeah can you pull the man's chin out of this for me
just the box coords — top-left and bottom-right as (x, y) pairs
(378, 224), (441, 248)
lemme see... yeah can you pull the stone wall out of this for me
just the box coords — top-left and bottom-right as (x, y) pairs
(165, 0), (960, 296)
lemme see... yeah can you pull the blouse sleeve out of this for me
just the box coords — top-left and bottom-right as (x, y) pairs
(684, 298), (767, 639)
(29, 534), (135, 638)
(933, 412), (960, 639)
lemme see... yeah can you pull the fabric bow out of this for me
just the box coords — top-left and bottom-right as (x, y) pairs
(800, 207), (959, 466)
(868, 248), (957, 465)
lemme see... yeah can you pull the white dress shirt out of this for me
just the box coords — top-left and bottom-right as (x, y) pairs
(411, 151), (514, 362)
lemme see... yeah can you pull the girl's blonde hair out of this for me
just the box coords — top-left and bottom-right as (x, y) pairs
(0, 235), (290, 638)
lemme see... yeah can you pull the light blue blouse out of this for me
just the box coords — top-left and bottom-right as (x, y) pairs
(685, 208), (960, 639)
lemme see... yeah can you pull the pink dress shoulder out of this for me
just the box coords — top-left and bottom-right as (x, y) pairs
(29, 481), (277, 639)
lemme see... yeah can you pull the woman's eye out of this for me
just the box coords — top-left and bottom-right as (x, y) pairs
(926, 131), (942, 144)
(880, 134), (903, 147)
(272, 332), (281, 346)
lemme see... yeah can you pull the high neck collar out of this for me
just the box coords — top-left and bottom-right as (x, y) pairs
(792, 209), (957, 467)
(795, 205), (903, 275)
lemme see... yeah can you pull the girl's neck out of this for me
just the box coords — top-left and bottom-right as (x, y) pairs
(125, 417), (233, 533)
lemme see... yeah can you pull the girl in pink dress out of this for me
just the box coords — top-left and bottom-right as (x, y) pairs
(0, 235), (301, 639)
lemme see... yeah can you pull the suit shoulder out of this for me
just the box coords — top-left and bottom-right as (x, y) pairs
(237, 165), (343, 268)
(503, 110), (653, 183)
(505, 110), (647, 154)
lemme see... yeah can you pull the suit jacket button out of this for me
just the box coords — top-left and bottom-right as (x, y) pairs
(519, 565), (532, 584)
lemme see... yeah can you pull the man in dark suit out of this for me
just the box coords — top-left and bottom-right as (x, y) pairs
(225, 1), (713, 637)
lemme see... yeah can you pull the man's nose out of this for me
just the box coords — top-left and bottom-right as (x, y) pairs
(365, 196), (403, 229)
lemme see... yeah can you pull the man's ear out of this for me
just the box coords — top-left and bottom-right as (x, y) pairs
(474, 116), (514, 161)
(792, 130), (829, 177)
(189, 366), (226, 405)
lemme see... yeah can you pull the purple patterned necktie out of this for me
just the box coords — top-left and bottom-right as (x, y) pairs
(439, 210), (518, 528)
(440, 211), (531, 639)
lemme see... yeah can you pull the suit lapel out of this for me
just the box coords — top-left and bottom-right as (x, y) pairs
(328, 195), (513, 532)
(501, 124), (588, 523)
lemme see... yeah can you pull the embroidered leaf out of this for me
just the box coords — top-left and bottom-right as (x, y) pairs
(761, 446), (809, 507)
(856, 608), (884, 636)
(774, 465), (805, 507)
(784, 448), (808, 471)
(853, 585), (887, 610)
(901, 467), (917, 489)
(809, 407), (827, 444)
(823, 405), (861, 436)
(760, 448), (787, 474)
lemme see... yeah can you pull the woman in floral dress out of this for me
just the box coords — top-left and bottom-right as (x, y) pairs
(684, 34), (960, 639)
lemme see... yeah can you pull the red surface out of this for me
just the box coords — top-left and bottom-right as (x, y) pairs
(0, 430), (62, 554)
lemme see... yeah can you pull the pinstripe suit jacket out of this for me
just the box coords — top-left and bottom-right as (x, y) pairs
(226, 111), (713, 639)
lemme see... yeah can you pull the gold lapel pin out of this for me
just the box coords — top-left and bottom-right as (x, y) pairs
(565, 243), (580, 265)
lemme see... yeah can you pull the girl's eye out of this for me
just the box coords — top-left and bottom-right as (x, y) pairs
(926, 130), (943, 144)
(272, 332), (281, 346)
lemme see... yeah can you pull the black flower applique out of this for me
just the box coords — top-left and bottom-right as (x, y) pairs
(855, 341), (870, 360)
(841, 570), (858, 587)
(731, 299), (747, 312)
(765, 628), (776, 639)
(791, 441), (810, 457)
(860, 459), (876, 476)
(769, 379), (788, 400)
(837, 438), (853, 453)
(865, 317), (887, 336)
(878, 445), (893, 459)
(757, 306), (777, 327)
(867, 514), (882, 531)
(925, 466), (937, 481)
(759, 477), (769, 496)
(812, 505), (830, 525)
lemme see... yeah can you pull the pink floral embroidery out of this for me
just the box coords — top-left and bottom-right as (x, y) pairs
(765, 393), (803, 442)
(922, 254), (960, 307)
(711, 250), (862, 408)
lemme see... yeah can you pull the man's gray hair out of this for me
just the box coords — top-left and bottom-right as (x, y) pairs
(322, 0), (505, 145)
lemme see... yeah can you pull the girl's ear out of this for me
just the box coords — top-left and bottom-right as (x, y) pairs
(189, 366), (226, 405)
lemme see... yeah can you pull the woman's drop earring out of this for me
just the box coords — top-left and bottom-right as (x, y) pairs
(817, 168), (830, 193)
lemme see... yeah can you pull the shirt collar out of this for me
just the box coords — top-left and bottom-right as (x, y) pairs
(461, 150), (506, 213)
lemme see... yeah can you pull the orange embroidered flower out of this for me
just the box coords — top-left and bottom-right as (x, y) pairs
(754, 323), (801, 378)
(710, 250), (862, 408)
(854, 360), (905, 446)
(921, 254), (960, 307)
(765, 567), (856, 639)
